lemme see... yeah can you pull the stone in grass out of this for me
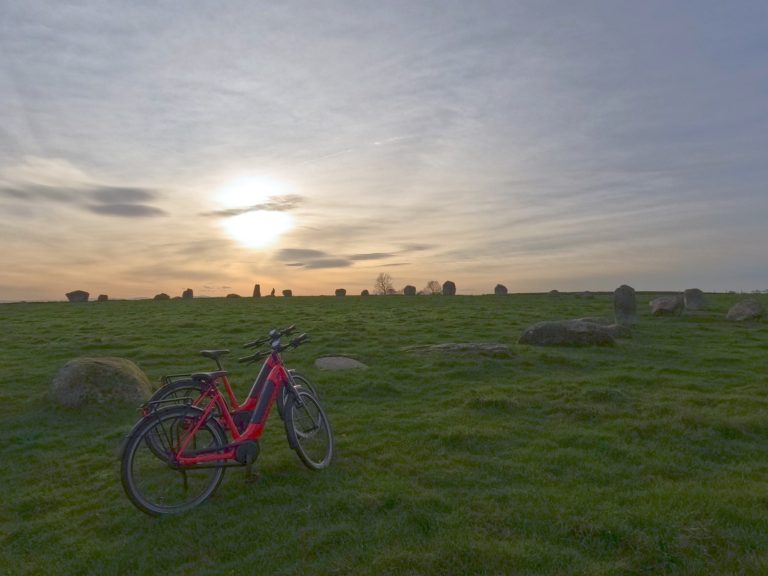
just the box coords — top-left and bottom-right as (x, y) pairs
(403, 342), (513, 356)
(649, 294), (684, 316)
(683, 288), (707, 311)
(314, 356), (368, 370)
(726, 299), (765, 321)
(49, 357), (152, 408)
(66, 290), (89, 302)
(519, 319), (616, 346)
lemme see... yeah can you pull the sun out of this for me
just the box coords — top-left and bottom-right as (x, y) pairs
(215, 176), (295, 249)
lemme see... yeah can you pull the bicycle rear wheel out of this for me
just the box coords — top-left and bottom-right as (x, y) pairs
(284, 389), (333, 470)
(121, 406), (227, 516)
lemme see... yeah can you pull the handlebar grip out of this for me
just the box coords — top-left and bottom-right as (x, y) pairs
(282, 325), (296, 336)
(290, 333), (309, 347)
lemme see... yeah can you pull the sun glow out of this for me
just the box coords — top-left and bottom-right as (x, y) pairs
(215, 176), (295, 249)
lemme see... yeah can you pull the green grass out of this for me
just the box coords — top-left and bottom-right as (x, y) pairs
(1, 293), (767, 575)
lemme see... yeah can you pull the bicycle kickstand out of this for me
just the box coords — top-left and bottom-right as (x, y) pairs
(244, 453), (260, 483)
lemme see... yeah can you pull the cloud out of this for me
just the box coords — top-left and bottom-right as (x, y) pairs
(348, 252), (395, 261)
(87, 203), (168, 217)
(276, 248), (329, 260)
(1, 181), (168, 218)
(203, 194), (304, 218)
(302, 259), (352, 270)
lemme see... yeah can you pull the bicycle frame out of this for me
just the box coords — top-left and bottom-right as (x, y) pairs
(171, 352), (299, 468)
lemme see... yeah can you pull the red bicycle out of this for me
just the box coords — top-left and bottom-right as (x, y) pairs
(146, 325), (317, 423)
(120, 330), (333, 516)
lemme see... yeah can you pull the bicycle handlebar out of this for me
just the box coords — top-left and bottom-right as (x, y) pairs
(238, 329), (309, 363)
(243, 325), (296, 349)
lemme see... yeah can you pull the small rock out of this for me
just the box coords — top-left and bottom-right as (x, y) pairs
(226, 293), (241, 298)
(403, 285), (417, 296)
(97, 294), (109, 302)
(182, 288), (193, 299)
(335, 288), (347, 297)
(315, 356), (367, 370)
(282, 289), (293, 297)
(361, 290), (370, 297)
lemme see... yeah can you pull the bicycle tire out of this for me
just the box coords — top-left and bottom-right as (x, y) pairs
(120, 405), (227, 516)
(277, 372), (318, 420)
(149, 378), (205, 407)
(284, 389), (333, 470)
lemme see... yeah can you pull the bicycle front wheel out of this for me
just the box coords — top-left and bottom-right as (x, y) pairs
(120, 406), (227, 516)
(277, 372), (318, 420)
(284, 390), (333, 470)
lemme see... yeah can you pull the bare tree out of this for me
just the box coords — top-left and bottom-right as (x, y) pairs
(423, 280), (441, 295)
(374, 273), (394, 295)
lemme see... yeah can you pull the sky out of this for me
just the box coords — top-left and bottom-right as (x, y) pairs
(1, 1), (767, 300)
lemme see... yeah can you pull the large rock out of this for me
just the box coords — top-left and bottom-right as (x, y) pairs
(49, 357), (152, 408)
(282, 289), (293, 297)
(154, 293), (170, 300)
(614, 284), (636, 325)
(182, 288), (193, 299)
(726, 299), (764, 321)
(335, 288), (347, 297)
(361, 289), (370, 297)
(403, 285), (417, 296)
(683, 288), (707, 311)
(494, 284), (508, 296)
(66, 290), (89, 302)
(253, 284), (261, 298)
(442, 281), (456, 296)
(519, 319), (615, 346)
(649, 294), (684, 316)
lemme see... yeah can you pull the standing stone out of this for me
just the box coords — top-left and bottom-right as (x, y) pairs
(403, 285), (417, 296)
(683, 288), (707, 311)
(253, 284), (261, 298)
(361, 289), (370, 297)
(282, 289), (293, 297)
(494, 284), (508, 296)
(726, 299), (764, 321)
(182, 288), (193, 299)
(97, 294), (109, 302)
(65, 290), (89, 302)
(335, 288), (347, 297)
(613, 284), (637, 325)
(442, 281), (456, 296)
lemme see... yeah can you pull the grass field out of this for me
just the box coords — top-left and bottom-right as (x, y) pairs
(1, 293), (767, 575)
